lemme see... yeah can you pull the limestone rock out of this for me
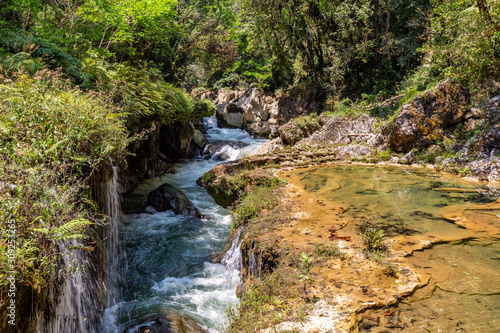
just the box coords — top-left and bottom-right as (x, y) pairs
(214, 87), (319, 137)
(216, 103), (245, 128)
(386, 80), (470, 152)
(247, 137), (284, 157)
(235, 282), (245, 298)
(299, 114), (377, 147)
(147, 183), (201, 217)
(400, 150), (416, 165)
(279, 116), (323, 146)
(332, 145), (373, 159)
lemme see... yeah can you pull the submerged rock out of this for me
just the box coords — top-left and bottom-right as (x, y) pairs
(147, 183), (202, 217)
(126, 313), (208, 333)
(203, 140), (249, 155)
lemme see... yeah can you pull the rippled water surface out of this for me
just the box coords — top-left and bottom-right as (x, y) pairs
(103, 117), (264, 332)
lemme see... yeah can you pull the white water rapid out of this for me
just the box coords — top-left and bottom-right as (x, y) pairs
(102, 116), (265, 332)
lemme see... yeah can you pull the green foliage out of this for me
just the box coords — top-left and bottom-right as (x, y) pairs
(0, 73), (129, 293)
(0, 29), (91, 84)
(231, 185), (281, 230)
(87, 62), (214, 129)
(358, 220), (387, 253)
(314, 243), (343, 259)
(324, 97), (374, 119)
(422, 0), (500, 87)
(226, 269), (302, 333)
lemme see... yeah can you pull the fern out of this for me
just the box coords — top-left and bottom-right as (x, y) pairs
(0, 29), (91, 84)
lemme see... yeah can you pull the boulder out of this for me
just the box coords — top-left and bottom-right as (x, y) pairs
(386, 80), (470, 152)
(192, 130), (208, 149)
(278, 115), (324, 146)
(216, 103), (245, 128)
(214, 87), (319, 137)
(235, 282), (245, 298)
(299, 114), (377, 147)
(125, 313), (208, 333)
(147, 183), (202, 217)
(247, 137), (284, 157)
(400, 150), (416, 165)
(203, 140), (248, 161)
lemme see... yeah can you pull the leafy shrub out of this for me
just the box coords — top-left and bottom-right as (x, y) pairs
(231, 186), (280, 230)
(89, 62), (215, 129)
(0, 29), (91, 84)
(358, 220), (387, 253)
(0, 73), (129, 293)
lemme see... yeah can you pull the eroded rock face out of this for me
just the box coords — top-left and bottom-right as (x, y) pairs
(215, 87), (318, 137)
(147, 183), (201, 217)
(386, 80), (470, 152)
(298, 114), (378, 147)
(278, 116), (325, 146)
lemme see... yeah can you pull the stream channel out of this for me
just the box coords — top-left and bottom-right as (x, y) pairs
(102, 116), (265, 332)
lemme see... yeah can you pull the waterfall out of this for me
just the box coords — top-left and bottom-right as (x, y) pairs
(221, 229), (243, 272)
(106, 166), (123, 307)
(34, 166), (123, 333)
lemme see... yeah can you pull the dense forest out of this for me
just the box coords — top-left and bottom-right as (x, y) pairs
(0, 0), (499, 330)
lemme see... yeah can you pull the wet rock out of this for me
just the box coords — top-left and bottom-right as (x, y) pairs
(386, 80), (470, 152)
(121, 121), (176, 194)
(126, 313), (208, 333)
(216, 103), (245, 128)
(208, 251), (224, 263)
(122, 192), (149, 214)
(202, 140), (249, 161)
(192, 130), (208, 149)
(167, 313), (209, 333)
(235, 282), (245, 298)
(147, 183), (202, 217)
(203, 140), (249, 155)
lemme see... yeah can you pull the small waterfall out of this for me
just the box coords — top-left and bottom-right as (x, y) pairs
(37, 246), (100, 333)
(221, 230), (243, 272)
(106, 166), (123, 307)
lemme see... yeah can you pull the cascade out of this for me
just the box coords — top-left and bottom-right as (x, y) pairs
(100, 116), (265, 332)
(105, 166), (123, 307)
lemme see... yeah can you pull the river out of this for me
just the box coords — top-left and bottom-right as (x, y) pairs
(102, 116), (265, 332)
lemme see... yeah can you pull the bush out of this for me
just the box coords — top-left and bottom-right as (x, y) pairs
(358, 220), (387, 253)
(0, 73), (129, 293)
(231, 185), (280, 230)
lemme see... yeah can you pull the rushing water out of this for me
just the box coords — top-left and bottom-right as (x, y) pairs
(103, 117), (264, 332)
(284, 164), (500, 332)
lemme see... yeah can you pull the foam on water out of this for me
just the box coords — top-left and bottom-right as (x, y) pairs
(102, 115), (264, 332)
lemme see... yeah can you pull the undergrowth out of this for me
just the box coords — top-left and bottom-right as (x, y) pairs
(0, 72), (129, 293)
